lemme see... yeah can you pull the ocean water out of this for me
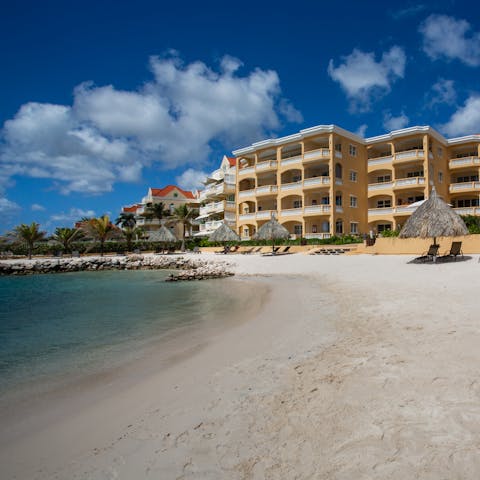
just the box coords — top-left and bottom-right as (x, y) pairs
(0, 270), (261, 400)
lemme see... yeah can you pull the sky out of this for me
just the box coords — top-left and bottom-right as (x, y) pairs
(1, 0), (480, 233)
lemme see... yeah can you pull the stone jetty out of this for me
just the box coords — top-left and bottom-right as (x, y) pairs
(0, 254), (233, 281)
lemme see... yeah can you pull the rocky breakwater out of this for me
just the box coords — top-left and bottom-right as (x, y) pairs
(0, 254), (234, 281)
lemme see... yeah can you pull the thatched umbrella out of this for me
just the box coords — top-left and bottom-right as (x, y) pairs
(209, 222), (240, 243)
(399, 187), (468, 255)
(148, 225), (177, 253)
(253, 217), (290, 254)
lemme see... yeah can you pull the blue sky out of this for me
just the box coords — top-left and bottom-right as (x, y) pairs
(1, 0), (480, 233)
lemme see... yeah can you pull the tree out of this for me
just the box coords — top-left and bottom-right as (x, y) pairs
(115, 212), (136, 229)
(12, 222), (46, 259)
(143, 202), (170, 223)
(172, 204), (195, 251)
(82, 215), (116, 256)
(122, 226), (144, 252)
(52, 227), (82, 253)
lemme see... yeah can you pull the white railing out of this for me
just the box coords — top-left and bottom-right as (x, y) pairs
(394, 206), (415, 214)
(238, 189), (255, 198)
(238, 213), (256, 221)
(238, 166), (255, 176)
(449, 156), (480, 168)
(279, 208), (303, 216)
(256, 185), (278, 195)
(304, 233), (332, 239)
(368, 208), (394, 216)
(199, 201), (225, 216)
(454, 207), (479, 215)
(394, 176), (426, 187)
(280, 155), (302, 166)
(304, 205), (331, 215)
(224, 174), (236, 184)
(449, 181), (480, 192)
(208, 169), (223, 181)
(256, 210), (276, 219)
(225, 201), (236, 209)
(224, 212), (236, 222)
(368, 155), (393, 166)
(303, 176), (330, 187)
(304, 148), (330, 161)
(256, 160), (277, 171)
(280, 181), (302, 191)
(136, 218), (145, 225)
(368, 181), (394, 191)
(394, 149), (424, 161)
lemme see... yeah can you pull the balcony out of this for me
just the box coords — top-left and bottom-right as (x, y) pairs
(454, 207), (480, 215)
(225, 200), (236, 210)
(280, 155), (302, 167)
(238, 212), (256, 221)
(279, 207), (303, 217)
(304, 233), (332, 239)
(393, 176), (426, 189)
(238, 189), (256, 198)
(256, 185), (278, 196)
(238, 166), (256, 176)
(303, 148), (330, 162)
(449, 181), (480, 193)
(224, 212), (236, 222)
(280, 181), (302, 192)
(368, 207), (394, 216)
(303, 176), (330, 188)
(368, 155), (393, 167)
(304, 205), (331, 215)
(198, 220), (224, 232)
(199, 201), (225, 216)
(256, 160), (277, 171)
(238, 210), (276, 221)
(393, 149), (425, 164)
(368, 181), (394, 192)
(449, 156), (480, 169)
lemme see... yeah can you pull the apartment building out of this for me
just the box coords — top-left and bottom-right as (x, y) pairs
(195, 155), (237, 237)
(233, 125), (480, 239)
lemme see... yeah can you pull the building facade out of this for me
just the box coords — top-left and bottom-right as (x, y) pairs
(233, 125), (480, 239)
(195, 155), (237, 237)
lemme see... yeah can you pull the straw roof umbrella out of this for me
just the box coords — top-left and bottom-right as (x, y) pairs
(399, 188), (468, 253)
(253, 217), (290, 254)
(148, 225), (177, 253)
(209, 222), (240, 243)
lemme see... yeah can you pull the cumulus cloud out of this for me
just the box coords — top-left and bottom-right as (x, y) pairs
(0, 197), (22, 227)
(176, 168), (208, 192)
(328, 46), (406, 111)
(1, 53), (301, 195)
(441, 96), (480, 136)
(383, 111), (409, 131)
(420, 15), (480, 66)
(355, 124), (368, 137)
(49, 207), (96, 225)
(390, 4), (426, 20)
(427, 78), (457, 108)
(31, 203), (46, 211)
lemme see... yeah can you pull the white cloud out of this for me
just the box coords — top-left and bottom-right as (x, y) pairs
(1, 53), (301, 195)
(420, 15), (480, 66)
(49, 207), (96, 226)
(176, 168), (208, 192)
(383, 111), (409, 131)
(355, 124), (368, 137)
(0, 197), (22, 227)
(390, 4), (426, 20)
(441, 95), (480, 136)
(427, 78), (457, 108)
(31, 203), (46, 211)
(328, 46), (406, 111)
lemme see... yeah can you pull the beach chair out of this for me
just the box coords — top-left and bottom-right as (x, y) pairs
(414, 244), (439, 263)
(438, 241), (463, 262)
(241, 247), (254, 255)
(252, 247), (263, 253)
(227, 245), (240, 254)
(215, 246), (229, 254)
(278, 246), (291, 255)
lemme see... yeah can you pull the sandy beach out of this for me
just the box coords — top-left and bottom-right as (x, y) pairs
(2, 252), (480, 479)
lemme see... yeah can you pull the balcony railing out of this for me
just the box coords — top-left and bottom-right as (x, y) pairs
(449, 181), (480, 192)
(368, 155), (393, 167)
(238, 189), (256, 198)
(454, 207), (480, 215)
(303, 176), (330, 187)
(279, 207), (303, 216)
(303, 148), (330, 162)
(256, 160), (277, 171)
(449, 156), (480, 169)
(238, 166), (256, 176)
(280, 155), (302, 166)
(199, 201), (225, 216)
(368, 206), (419, 216)
(394, 176), (426, 188)
(280, 181), (302, 191)
(304, 205), (331, 215)
(368, 181), (394, 191)
(238, 210), (276, 221)
(393, 149), (424, 163)
(256, 185), (278, 195)
(198, 220), (224, 232)
(304, 233), (332, 239)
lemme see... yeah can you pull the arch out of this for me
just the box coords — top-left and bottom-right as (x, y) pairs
(239, 201), (256, 214)
(280, 194), (302, 210)
(281, 220), (302, 236)
(281, 168), (302, 184)
(239, 178), (256, 191)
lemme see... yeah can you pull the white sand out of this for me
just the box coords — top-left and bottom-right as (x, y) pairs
(2, 252), (480, 479)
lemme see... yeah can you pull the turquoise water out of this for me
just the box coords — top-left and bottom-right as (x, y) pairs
(0, 270), (257, 398)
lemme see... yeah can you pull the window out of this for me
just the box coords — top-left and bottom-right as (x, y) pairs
(335, 143), (342, 152)
(349, 170), (358, 182)
(321, 196), (330, 205)
(312, 199), (318, 205)
(312, 224), (317, 233)
(457, 199), (480, 207)
(349, 144), (357, 156)
(292, 174), (302, 182)
(322, 221), (330, 232)
(350, 222), (359, 234)
(293, 200), (302, 208)
(376, 200), (391, 208)
(437, 147), (443, 157)
(407, 170), (424, 178)
(335, 163), (343, 179)
(335, 195), (342, 206)
(294, 225), (303, 235)
(335, 220), (343, 234)
(377, 224), (392, 232)
(377, 175), (391, 183)
(438, 171), (443, 183)
(350, 195), (358, 208)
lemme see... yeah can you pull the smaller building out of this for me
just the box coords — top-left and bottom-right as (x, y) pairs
(195, 155), (237, 237)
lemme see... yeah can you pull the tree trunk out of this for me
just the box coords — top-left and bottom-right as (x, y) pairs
(100, 239), (105, 257)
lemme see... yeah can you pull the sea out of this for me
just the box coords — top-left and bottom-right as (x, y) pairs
(0, 270), (263, 404)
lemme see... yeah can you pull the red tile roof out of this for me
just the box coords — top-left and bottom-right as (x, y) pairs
(151, 185), (195, 199)
(227, 157), (236, 166)
(122, 205), (139, 213)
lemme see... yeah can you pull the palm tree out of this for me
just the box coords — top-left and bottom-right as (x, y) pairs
(115, 212), (136, 229)
(143, 202), (170, 224)
(122, 226), (144, 252)
(172, 204), (195, 251)
(52, 227), (82, 253)
(12, 222), (46, 259)
(82, 215), (116, 256)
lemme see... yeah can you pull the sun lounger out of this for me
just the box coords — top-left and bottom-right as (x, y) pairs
(413, 244), (439, 262)
(241, 247), (254, 254)
(277, 246), (292, 255)
(215, 246), (230, 254)
(437, 241), (463, 262)
(252, 247), (263, 253)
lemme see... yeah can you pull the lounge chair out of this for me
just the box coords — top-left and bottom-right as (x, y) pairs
(277, 246), (292, 255)
(438, 241), (463, 262)
(252, 247), (263, 253)
(241, 247), (254, 255)
(227, 245), (240, 254)
(413, 244), (439, 263)
(215, 246), (230, 254)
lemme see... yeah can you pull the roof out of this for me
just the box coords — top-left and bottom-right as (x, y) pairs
(227, 156), (236, 166)
(122, 205), (139, 213)
(150, 185), (195, 199)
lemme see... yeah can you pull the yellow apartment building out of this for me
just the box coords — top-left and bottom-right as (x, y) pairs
(232, 125), (480, 239)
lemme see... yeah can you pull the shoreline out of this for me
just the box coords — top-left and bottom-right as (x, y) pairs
(3, 253), (480, 478)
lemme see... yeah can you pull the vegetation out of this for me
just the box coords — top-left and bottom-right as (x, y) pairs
(81, 215), (117, 256)
(12, 222), (47, 259)
(52, 227), (82, 253)
(379, 229), (400, 237)
(122, 226), (145, 251)
(172, 204), (195, 251)
(461, 215), (480, 234)
(115, 212), (136, 229)
(143, 202), (170, 223)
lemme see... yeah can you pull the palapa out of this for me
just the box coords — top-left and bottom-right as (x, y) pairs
(399, 187), (468, 256)
(208, 222), (240, 243)
(147, 225), (177, 243)
(253, 217), (290, 254)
